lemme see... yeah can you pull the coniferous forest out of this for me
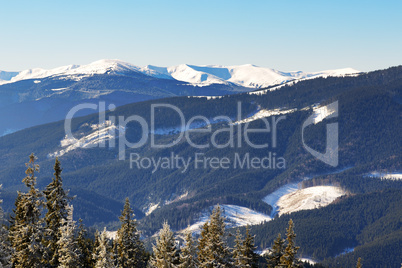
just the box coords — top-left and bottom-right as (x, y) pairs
(0, 154), (368, 268)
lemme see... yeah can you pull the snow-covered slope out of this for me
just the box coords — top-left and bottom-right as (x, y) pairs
(0, 59), (142, 85)
(143, 64), (359, 88)
(276, 186), (346, 216)
(182, 205), (271, 234)
(1, 59), (359, 88)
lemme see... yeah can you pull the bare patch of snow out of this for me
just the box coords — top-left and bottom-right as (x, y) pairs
(366, 171), (402, 180)
(232, 108), (296, 125)
(48, 120), (125, 158)
(145, 203), (160, 216)
(181, 205), (271, 234)
(311, 104), (337, 124)
(276, 186), (346, 216)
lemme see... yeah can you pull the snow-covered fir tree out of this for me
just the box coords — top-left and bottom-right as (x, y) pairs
(116, 198), (146, 268)
(76, 219), (95, 268)
(241, 225), (258, 268)
(43, 157), (70, 267)
(9, 154), (45, 268)
(178, 230), (198, 268)
(57, 205), (81, 268)
(233, 229), (245, 268)
(197, 205), (232, 267)
(266, 233), (285, 268)
(93, 228), (116, 268)
(0, 185), (12, 268)
(149, 221), (178, 268)
(279, 219), (300, 268)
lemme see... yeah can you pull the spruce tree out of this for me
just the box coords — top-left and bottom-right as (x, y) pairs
(43, 157), (70, 267)
(93, 228), (116, 268)
(0, 185), (12, 268)
(242, 225), (258, 268)
(116, 198), (146, 268)
(266, 233), (285, 268)
(9, 153), (45, 268)
(279, 219), (300, 268)
(149, 221), (178, 268)
(197, 220), (210, 267)
(179, 230), (198, 268)
(233, 229), (244, 268)
(76, 219), (94, 268)
(57, 205), (81, 268)
(197, 205), (232, 267)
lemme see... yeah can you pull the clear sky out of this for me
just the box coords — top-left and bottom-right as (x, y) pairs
(1, 0), (401, 72)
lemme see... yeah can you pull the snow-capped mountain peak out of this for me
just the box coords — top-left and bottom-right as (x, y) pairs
(0, 59), (141, 85)
(0, 59), (360, 88)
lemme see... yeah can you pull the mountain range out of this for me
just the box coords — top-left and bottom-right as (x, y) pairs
(0, 59), (359, 88)
(0, 61), (400, 267)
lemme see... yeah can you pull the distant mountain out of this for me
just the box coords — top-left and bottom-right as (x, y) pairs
(142, 63), (359, 88)
(1, 59), (359, 88)
(0, 65), (400, 267)
(0, 60), (359, 136)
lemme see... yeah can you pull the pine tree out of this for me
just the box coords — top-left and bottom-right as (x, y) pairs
(197, 205), (232, 268)
(57, 205), (81, 268)
(233, 229), (244, 268)
(93, 228), (116, 268)
(266, 233), (285, 268)
(43, 157), (70, 267)
(241, 225), (258, 268)
(116, 198), (146, 268)
(76, 219), (94, 268)
(9, 153), (45, 268)
(0, 185), (12, 268)
(279, 219), (300, 268)
(179, 230), (198, 268)
(356, 257), (362, 268)
(149, 221), (178, 268)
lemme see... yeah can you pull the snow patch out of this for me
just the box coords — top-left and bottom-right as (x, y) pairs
(232, 108), (296, 125)
(263, 182), (301, 217)
(276, 186), (346, 216)
(182, 205), (271, 234)
(48, 120), (125, 158)
(312, 104), (337, 124)
(365, 171), (402, 180)
(300, 258), (316, 264)
(145, 203), (160, 216)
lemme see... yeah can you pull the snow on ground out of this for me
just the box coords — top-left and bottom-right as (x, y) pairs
(366, 171), (402, 180)
(249, 68), (360, 95)
(181, 205), (271, 234)
(0, 59), (359, 89)
(145, 203), (160, 216)
(263, 182), (301, 217)
(48, 120), (125, 158)
(276, 186), (346, 216)
(335, 247), (355, 257)
(300, 258), (317, 264)
(263, 168), (352, 217)
(165, 192), (189, 205)
(311, 104), (337, 124)
(232, 108), (296, 125)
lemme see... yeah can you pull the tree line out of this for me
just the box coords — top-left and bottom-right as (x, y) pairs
(0, 154), (362, 267)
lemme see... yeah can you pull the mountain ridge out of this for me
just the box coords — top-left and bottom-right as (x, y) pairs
(0, 59), (359, 88)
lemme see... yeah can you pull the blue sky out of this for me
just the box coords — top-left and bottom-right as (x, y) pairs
(1, 0), (401, 72)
